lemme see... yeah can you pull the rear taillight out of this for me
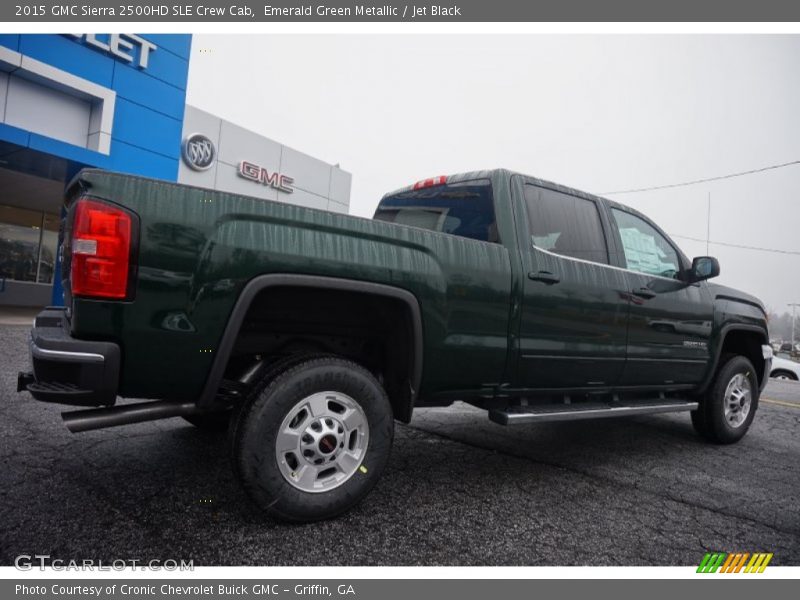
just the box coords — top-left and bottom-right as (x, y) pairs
(70, 199), (132, 299)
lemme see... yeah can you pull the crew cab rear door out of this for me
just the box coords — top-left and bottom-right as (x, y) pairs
(512, 177), (629, 389)
(606, 206), (713, 385)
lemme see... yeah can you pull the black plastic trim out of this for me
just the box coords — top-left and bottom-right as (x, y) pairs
(697, 323), (769, 394)
(196, 274), (424, 413)
(23, 308), (120, 407)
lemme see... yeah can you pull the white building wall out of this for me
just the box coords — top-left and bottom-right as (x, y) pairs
(4, 75), (92, 148)
(178, 105), (351, 214)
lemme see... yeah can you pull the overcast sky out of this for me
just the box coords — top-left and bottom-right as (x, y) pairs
(186, 34), (800, 314)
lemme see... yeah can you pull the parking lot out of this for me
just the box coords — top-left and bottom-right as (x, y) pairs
(1, 323), (798, 566)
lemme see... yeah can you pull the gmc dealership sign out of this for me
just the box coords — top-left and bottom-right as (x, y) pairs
(238, 160), (295, 194)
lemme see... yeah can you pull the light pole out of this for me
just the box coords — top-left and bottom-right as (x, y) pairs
(789, 303), (800, 351)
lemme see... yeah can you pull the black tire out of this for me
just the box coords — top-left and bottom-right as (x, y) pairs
(231, 356), (394, 522)
(227, 352), (333, 477)
(187, 353), (331, 435)
(183, 412), (231, 432)
(692, 354), (759, 444)
(770, 370), (799, 381)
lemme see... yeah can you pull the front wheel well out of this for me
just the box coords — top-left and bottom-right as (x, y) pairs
(717, 329), (767, 386)
(770, 369), (798, 380)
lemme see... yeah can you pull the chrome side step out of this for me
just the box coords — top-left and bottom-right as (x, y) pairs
(488, 400), (698, 426)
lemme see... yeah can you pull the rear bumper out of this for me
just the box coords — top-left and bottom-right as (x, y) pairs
(18, 307), (119, 406)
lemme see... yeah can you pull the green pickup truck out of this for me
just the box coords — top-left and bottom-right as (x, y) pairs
(18, 168), (772, 521)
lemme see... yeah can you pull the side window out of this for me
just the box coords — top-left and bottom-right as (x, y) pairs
(523, 185), (609, 264)
(611, 208), (681, 279)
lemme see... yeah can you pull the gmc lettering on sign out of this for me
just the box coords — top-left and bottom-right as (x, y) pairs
(238, 161), (294, 194)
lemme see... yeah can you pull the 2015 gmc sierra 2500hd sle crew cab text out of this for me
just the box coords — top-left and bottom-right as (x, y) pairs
(18, 168), (772, 521)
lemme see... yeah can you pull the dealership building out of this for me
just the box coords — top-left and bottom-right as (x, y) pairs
(0, 34), (351, 307)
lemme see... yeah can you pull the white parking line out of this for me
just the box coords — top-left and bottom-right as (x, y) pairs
(761, 398), (800, 409)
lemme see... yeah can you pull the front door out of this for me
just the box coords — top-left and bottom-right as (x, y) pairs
(515, 180), (629, 390)
(609, 207), (713, 385)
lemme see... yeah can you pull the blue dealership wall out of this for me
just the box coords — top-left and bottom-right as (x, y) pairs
(0, 33), (192, 181)
(0, 34), (191, 305)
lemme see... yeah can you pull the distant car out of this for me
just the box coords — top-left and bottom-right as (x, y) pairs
(779, 342), (794, 353)
(770, 354), (800, 381)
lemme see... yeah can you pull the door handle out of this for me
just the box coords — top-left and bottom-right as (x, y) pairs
(528, 270), (560, 285)
(631, 287), (657, 299)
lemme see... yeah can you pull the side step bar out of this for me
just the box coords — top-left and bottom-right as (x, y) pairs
(489, 400), (698, 426)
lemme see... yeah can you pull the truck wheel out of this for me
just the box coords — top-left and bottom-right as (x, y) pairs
(692, 354), (759, 444)
(232, 356), (393, 522)
(189, 354), (331, 435)
(227, 352), (333, 477)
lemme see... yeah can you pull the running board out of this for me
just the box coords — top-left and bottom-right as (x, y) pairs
(488, 400), (698, 426)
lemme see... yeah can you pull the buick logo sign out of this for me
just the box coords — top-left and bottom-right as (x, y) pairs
(182, 133), (215, 171)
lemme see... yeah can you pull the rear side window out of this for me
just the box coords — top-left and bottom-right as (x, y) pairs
(611, 208), (681, 279)
(523, 185), (609, 264)
(374, 179), (499, 243)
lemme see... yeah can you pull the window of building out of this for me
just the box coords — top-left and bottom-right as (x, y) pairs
(374, 179), (499, 243)
(611, 208), (681, 279)
(523, 186), (609, 264)
(0, 205), (60, 285)
(38, 214), (60, 284)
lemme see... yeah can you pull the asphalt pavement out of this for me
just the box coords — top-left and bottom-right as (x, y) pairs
(1, 324), (798, 566)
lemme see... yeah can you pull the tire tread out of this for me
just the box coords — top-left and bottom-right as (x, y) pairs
(231, 355), (393, 522)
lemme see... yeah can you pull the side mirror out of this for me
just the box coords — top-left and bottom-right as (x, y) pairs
(689, 256), (720, 282)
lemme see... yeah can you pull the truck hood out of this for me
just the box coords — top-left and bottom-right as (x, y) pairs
(706, 282), (767, 315)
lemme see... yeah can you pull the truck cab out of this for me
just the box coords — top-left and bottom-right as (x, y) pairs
(375, 170), (770, 404)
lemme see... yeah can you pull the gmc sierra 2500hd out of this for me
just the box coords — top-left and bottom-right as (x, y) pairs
(18, 168), (772, 521)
